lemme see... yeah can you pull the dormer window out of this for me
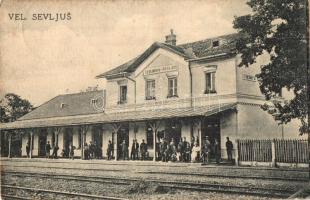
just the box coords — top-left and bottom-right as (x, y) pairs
(60, 103), (66, 108)
(212, 40), (219, 47)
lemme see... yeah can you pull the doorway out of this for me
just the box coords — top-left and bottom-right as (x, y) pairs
(117, 124), (129, 160)
(63, 128), (73, 157)
(164, 120), (181, 144)
(38, 129), (47, 157)
(202, 117), (220, 159)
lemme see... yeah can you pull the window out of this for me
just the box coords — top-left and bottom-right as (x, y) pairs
(205, 72), (216, 94)
(119, 85), (127, 104)
(146, 80), (156, 100)
(167, 77), (178, 98)
(212, 40), (219, 47)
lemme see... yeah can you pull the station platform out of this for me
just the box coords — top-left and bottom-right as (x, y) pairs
(1, 157), (308, 172)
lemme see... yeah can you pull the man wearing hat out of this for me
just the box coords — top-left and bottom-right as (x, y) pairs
(202, 136), (211, 164)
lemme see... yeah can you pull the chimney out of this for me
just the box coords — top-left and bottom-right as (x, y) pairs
(165, 29), (176, 45)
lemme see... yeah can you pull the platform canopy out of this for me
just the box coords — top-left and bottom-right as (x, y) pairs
(0, 103), (237, 130)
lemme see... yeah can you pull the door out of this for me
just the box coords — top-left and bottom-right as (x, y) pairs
(117, 124), (129, 160)
(63, 128), (73, 157)
(202, 117), (220, 159)
(38, 130), (47, 157)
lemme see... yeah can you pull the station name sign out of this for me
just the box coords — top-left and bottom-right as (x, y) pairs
(144, 65), (178, 75)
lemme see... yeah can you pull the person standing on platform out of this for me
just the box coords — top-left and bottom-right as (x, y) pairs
(130, 139), (137, 160)
(51, 145), (59, 159)
(226, 137), (233, 163)
(214, 138), (221, 164)
(191, 142), (200, 162)
(89, 141), (94, 159)
(45, 141), (51, 159)
(202, 137), (211, 164)
(140, 139), (147, 161)
(184, 142), (191, 162)
(26, 142), (30, 158)
(134, 139), (139, 160)
(121, 140), (128, 160)
(84, 142), (89, 160)
(107, 140), (113, 160)
(182, 137), (188, 162)
(169, 138), (177, 162)
(177, 138), (183, 162)
(69, 143), (75, 160)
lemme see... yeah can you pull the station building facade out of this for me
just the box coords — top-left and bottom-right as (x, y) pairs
(0, 31), (301, 160)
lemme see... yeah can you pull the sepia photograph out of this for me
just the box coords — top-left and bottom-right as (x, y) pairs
(0, 0), (309, 199)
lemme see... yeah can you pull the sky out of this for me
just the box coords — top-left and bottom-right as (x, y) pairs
(0, 0), (251, 106)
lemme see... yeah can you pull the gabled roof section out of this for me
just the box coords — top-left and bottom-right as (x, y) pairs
(96, 42), (189, 79)
(96, 33), (240, 79)
(18, 90), (104, 121)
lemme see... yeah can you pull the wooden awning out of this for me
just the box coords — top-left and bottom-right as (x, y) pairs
(0, 103), (236, 130)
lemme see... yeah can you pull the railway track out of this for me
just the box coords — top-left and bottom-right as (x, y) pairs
(1, 164), (308, 182)
(2, 170), (297, 198)
(1, 184), (129, 200)
(2, 159), (308, 172)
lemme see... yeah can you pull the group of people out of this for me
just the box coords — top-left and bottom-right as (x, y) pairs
(106, 139), (148, 160)
(83, 141), (102, 160)
(158, 137), (192, 162)
(25, 137), (234, 163)
(158, 136), (234, 164)
(25, 141), (60, 159)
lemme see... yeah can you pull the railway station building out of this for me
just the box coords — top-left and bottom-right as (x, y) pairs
(0, 30), (302, 161)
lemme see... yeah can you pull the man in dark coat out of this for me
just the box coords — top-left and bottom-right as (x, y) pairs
(121, 140), (128, 160)
(131, 139), (139, 160)
(45, 141), (51, 159)
(107, 140), (113, 160)
(159, 139), (167, 162)
(226, 137), (233, 162)
(182, 137), (189, 162)
(26, 142), (30, 158)
(214, 138), (221, 164)
(177, 137), (183, 162)
(202, 137), (211, 164)
(140, 139), (147, 161)
(51, 145), (59, 159)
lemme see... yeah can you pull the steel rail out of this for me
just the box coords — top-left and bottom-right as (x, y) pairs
(1, 164), (308, 182)
(3, 170), (296, 198)
(2, 185), (129, 200)
(1, 159), (307, 172)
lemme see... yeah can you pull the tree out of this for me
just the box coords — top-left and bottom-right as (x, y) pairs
(0, 93), (34, 123)
(233, 0), (308, 135)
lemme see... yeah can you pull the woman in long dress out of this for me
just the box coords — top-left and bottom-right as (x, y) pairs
(191, 142), (200, 162)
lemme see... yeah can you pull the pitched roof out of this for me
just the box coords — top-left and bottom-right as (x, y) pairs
(18, 90), (104, 121)
(178, 33), (239, 58)
(0, 103), (237, 130)
(96, 42), (188, 79)
(96, 33), (240, 78)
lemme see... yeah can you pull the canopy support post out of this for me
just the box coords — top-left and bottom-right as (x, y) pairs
(30, 130), (34, 159)
(112, 123), (121, 161)
(149, 120), (161, 162)
(80, 125), (89, 160)
(8, 131), (12, 158)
